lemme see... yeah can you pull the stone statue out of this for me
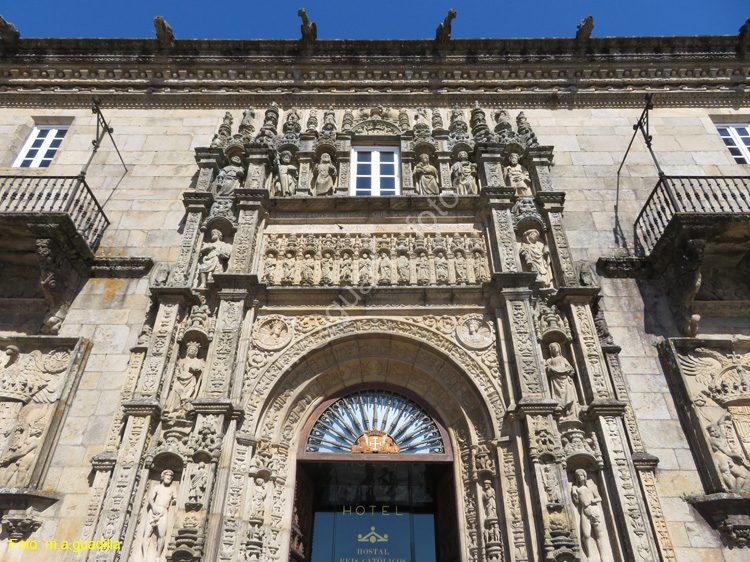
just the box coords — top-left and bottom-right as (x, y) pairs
(473, 250), (489, 282)
(282, 252), (296, 284)
(359, 252), (372, 285)
(454, 250), (467, 283)
(707, 421), (750, 491)
(263, 254), (277, 284)
(0, 16), (20, 44)
(340, 253), (353, 284)
(282, 110), (302, 139)
(272, 151), (298, 197)
(378, 251), (391, 285)
(164, 342), (203, 418)
(298, 8), (316, 45)
(313, 153), (337, 196)
(482, 481), (497, 519)
(576, 15), (594, 42)
(216, 156), (245, 196)
(571, 469), (614, 562)
(0, 407), (45, 487)
(504, 153), (532, 196)
(417, 252), (430, 285)
(321, 252), (334, 285)
(435, 251), (449, 284)
(545, 343), (581, 420)
(187, 462), (208, 507)
(300, 254), (315, 285)
(435, 9), (456, 46)
(197, 230), (231, 288)
(520, 229), (553, 288)
(153, 16), (174, 49)
(252, 476), (268, 516)
(451, 151), (477, 195)
(397, 254), (410, 284)
(413, 153), (440, 195)
(141, 470), (177, 562)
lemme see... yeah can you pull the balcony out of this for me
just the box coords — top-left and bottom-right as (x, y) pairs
(634, 176), (750, 258)
(0, 175), (109, 252)
(0, 175), (109, 334)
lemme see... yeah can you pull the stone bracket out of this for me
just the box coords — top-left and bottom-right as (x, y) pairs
(0, 490), (60, 541)
(688, 494), (750, 548)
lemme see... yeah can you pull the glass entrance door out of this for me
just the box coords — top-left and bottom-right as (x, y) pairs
(303, 463), (448, 562)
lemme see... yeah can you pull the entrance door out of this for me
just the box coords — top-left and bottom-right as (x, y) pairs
(291, 462), (454, 562)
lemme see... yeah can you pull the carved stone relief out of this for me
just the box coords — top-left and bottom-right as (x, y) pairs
(260, 232), (488, 286)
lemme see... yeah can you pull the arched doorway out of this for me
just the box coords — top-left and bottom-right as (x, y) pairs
(291, 385), (458, 562)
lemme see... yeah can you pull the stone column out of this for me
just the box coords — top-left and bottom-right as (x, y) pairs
(566, 299), (616, 402)
(194, 147), (225, 192)
(484, 189), (520, 274)
(336, 133), (352, 196)
(502, 290), (549, 399)
(527, 146), (554, 192)
(538, 194), (578, 288)
(74, 454), (116, 562)
(169, 191), (212, 287)
(229, 189), (267, 275)
(90, 401), (159, 562)
(497, 435), (534, 562)
(400, 133), (416, 196)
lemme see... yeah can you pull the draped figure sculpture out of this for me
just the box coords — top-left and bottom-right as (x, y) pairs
(413, 153), (440, 195)
(545, 342), (581, 420)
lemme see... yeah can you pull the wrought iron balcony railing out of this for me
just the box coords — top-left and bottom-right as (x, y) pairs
(634, 175), (750, 256)
(0, 175), (109, 251)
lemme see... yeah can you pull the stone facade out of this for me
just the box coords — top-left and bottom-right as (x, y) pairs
(0, 13), (749, 562)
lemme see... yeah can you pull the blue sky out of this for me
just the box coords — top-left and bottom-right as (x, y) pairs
(2, 0), (747, 40)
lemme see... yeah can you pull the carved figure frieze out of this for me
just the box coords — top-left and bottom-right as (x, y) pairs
(261, 231), (488, 286)
(196, 229), (232, 289)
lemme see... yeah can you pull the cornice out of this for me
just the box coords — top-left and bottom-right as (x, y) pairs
(0, 34), (747, 109)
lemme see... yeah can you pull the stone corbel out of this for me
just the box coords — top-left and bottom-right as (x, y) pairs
(0, 491), (59, 541)
(665, 237), (706, 336)
(1, 507), (42, 541)
(688, 494), (750, 548)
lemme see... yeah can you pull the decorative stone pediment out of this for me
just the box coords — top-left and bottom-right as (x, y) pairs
(351, 119), (402, 135)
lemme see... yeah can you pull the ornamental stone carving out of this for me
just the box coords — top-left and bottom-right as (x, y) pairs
(456, 315), (494, 351)
(451, 150), (478, 195)
(504, 152), (532, 196)
(136, 469), (178, 562)
(253, 316), (294, 351)
(215, 156), (245, 196)
(270, 150), (298, 197)
(312, 153), (337, 196)
(413, 153), (441, 195)
(196, 229), (232, 289)
(520, 228), (554, 288)
(570, 469), (614, 562)
(163, 341), (204, 420)
(545, 343), (581, 421)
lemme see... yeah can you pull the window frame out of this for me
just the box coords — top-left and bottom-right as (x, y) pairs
(716, 124), (750, 165)
(12, 126), (69, 168)
(349, 145), (401, 196)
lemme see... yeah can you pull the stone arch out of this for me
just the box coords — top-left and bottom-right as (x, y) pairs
(243, 315), (506, 442)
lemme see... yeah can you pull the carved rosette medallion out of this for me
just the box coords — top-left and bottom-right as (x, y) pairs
(253, 315), (294, 351)
(456, 315), (494, 351)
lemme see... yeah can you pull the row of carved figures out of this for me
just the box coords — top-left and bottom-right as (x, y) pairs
(212, 148), (532, 198)
(262, 247), (490, 287)
(209, 104), (539, 151)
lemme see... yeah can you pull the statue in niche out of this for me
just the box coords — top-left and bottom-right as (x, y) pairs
(312, 153), (337, 196)
(417, 252), (430, 285)
(454, 250), (468, 284)
(215, 156), (245, 197)
(300, 254), (315, 285)
(262, 253), (277, 284)
(504, 152), (532, 196)
(252, 477), (268, 517)
(707, 420), (750, 491)
(164, 342), (203, 418)
(140, 470), (177, 562)
(473, 251), (489, 282)
(378, 251), (391, 285)
(197, 229), (231, 289)
(320, 252), (334, 285)
(545, 343), (581, 420)
(0, 406), (45, 487)
(359, 252), (372, 285)
(451, 151), (478, 195)
(271, 151), (298, 197)
(397, 254), (410, 284)
(435, 250), (449, 284)
(571, 469), (614, 562)
(413, 153), (440, 195)
(282, 252), (296, 284)
(340, 253), (353, 284)
(520, 229), (553, 288)
(482, 481), (497, 519)
(187, 462), (209, 507)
